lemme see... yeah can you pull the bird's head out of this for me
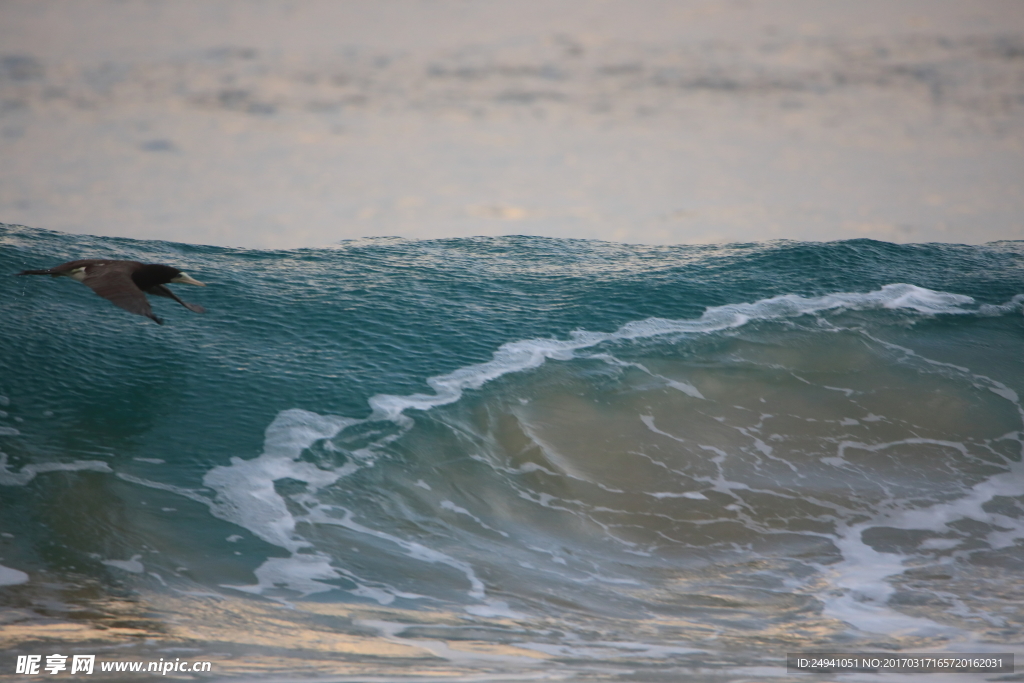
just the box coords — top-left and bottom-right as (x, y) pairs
(135, 264), (206, 289)
(170, 271), (206, 286)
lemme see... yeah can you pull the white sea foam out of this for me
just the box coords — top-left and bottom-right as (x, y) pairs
(304, 504), (487, 601)
(196, 406), (494, 601)
(0, 452), (111, 486)
(102, 555), (145, 573)
(356, 619), (543, 664)
(202, 409), (357, 551)
(519, 640), (705, 660)
(222, 554), (342, 597)
(464, 599), (525, 619)
(814, 355), (1024, 635)
(648, 491), (709, 500)
(884, 459), (1024, 549)
(0, 563), (29, 586)
(590, 355), (706, 398)
(440, 500), (510, 537)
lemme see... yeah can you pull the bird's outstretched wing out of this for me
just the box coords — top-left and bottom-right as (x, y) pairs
(17, 259), (109, 276)
(81, 264), (162, 324)
(146, 284), (206, 313)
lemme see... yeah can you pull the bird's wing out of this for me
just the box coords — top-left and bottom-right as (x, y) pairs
(146, 284), (206, 313)
(81, 264), (161, 323)
(17, 259), (109, 276)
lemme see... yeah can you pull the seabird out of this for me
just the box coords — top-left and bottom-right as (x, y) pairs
(17, 259), (206, 324)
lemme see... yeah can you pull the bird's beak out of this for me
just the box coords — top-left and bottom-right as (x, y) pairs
(172, 273), (206, 286)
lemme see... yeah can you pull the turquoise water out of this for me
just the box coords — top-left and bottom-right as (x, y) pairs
(2, 224), (1023, 681)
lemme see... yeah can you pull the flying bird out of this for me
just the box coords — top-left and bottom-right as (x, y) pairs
(17, 259), (207, 324)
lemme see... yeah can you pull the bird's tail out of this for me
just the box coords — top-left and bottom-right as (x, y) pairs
(16, 269), (55, 276)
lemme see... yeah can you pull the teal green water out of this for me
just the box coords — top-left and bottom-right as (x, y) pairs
(2, 224), (1023, 680)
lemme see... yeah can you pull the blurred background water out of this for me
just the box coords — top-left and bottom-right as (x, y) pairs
(0, 0), (1022, 248)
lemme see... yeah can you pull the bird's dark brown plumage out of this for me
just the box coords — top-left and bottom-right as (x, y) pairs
(17, 259), (206, 324)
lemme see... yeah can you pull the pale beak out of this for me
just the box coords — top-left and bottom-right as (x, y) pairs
(172, 272), (206, 286)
